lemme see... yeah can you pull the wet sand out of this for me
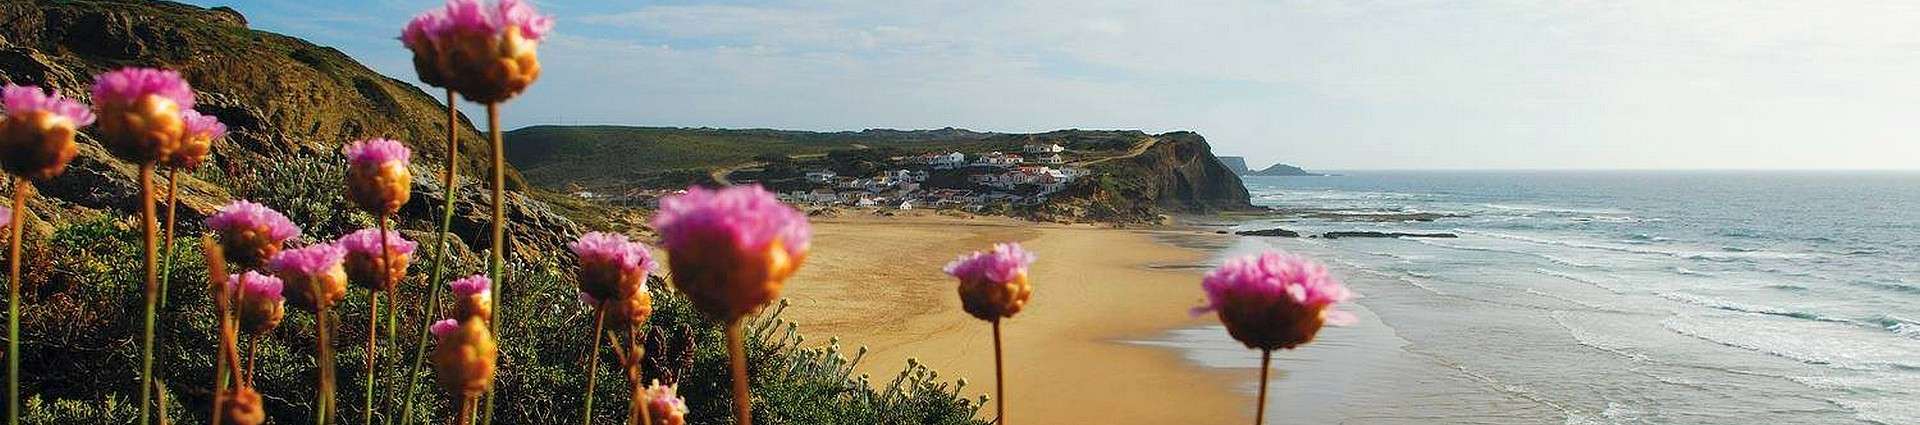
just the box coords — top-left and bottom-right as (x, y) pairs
(777, 212), (1252, 424)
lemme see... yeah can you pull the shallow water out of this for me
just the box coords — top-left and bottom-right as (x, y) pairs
(1143, 171), (1920, 424)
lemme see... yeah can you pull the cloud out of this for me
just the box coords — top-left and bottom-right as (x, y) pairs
(195, 0), (1920, 169)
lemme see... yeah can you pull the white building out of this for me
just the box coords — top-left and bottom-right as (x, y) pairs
(1028, 154), (1064, 165)
(1023, 143), (1065, 154)
(806, 170), (837, 184)
(975, 152), (1022, 167)
(926, 152), (967, 169)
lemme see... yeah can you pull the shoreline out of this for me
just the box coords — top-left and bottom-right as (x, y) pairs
(778, 212), (1253, 424)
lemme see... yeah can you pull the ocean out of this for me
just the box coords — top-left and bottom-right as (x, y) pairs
(1142, 171), (1920, 424)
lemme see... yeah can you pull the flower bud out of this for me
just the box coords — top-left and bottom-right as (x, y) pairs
(0, 84), (92, 181)
(338, 228), (418, 292)
(1194, 252), (1354, 351)
(90, 67), (194, 164)
(162, 109), (223, 170)
(570, 232), (654, 306)
(643, 380), (689, 425)
(652, 185), (810, 321)
(432, 0), (552, 104)
(945, 243), (1036, 321)
(230, 271), (287, 336)
(449, 274), (493, 323)
(402, 9), (453, 88)
(215, 386), (265, 425)
(431, 317), (497, 398)
(270, 244), (348, 313)
(206, 201), (300, 269)
(343, 138), (413, 216)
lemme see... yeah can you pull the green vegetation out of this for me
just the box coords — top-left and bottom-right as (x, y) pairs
(12, 205), (986, 425)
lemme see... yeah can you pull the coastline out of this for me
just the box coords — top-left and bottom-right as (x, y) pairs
(778, 212), (1252, 424)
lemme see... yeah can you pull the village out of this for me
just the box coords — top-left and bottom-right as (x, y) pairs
(574, 141), (1098, 213)
(778, 141), (1094, 211)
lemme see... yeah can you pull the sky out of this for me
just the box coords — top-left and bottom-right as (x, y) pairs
(180, 0), (1920, 170)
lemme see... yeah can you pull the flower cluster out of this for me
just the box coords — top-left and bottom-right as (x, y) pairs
(206, 201), (301, 268)
(338, 228), (418, 291)
(0, 205), (10, 231)
(90, 67), (196, 163)
(0, 84), (94, 181)
(343, 138), (413, 215)
(1195, 251), (1353, 350)
(945, 243), (1037, 321)
(653, 185), (810, 321)
(269, 243), (348, 312)
(571, 232), (657, 326)
(401, 0), (553, 103)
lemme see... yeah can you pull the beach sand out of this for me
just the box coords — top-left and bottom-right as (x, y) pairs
(778, 212), (1250, 424)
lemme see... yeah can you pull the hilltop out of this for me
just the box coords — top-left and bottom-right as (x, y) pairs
(504, 126), (1256, 222)
(0, 0), (584, 252)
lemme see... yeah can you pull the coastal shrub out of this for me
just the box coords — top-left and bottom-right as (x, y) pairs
(16, 217), (987, 425)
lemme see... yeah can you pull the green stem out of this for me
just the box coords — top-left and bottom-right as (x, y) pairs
(480, 102), (504, 425)
(137, 164), (159, 425)
(318, 303), (336, 425)
(7, 179), (29, 425)
(160, 168), (178, 309)
(399, 88), (461, 425)
(581, 308), (605, 425)
(365, 214), (391, 425)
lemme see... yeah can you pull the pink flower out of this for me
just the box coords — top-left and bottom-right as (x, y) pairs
(206, 200), (300, 242)
(269, 243), (347, 277)
(653, 185), (810, 260)
(89, 67), (193, 110)
(182, 109), (225, 140)
(402, 9), (451, 47)
(343, 138), (411, 168)
(2, 84), (95, 126)
(229, 271), (285, 302)
(1, 204), (11, 230)
(572, 231), (656, 302)
(1195, 251), (1354, 350)
(450, 274), (491, 297)
(430, 318), (460, 337)
(441, 0), (553, 41)
(337, 228), (418, 257)
(652, 185), (811, 320)
(643, 380), (689, 425)
(944, 243), (1036, 285)
(571, 232), (656, 274)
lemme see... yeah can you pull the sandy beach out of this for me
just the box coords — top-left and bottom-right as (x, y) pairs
(777, 212), (1250, 424)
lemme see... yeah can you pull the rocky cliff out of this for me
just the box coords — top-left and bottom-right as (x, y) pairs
(0, 0), (579, 254)
(1041, 131), (1255, 222)
(1216, 156), (1250, 174)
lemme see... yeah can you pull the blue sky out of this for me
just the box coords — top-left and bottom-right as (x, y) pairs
(182, 0), (1920, 170)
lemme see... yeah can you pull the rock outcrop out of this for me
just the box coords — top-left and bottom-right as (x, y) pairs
(1320, 231), (1458, 239)
(1217, 156), (1250, 174)
(1235, 227), (1300, 237)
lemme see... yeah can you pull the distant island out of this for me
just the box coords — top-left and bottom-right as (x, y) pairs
(1245, 163), (1323, 176)
(1216, 156), (1323, 176)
